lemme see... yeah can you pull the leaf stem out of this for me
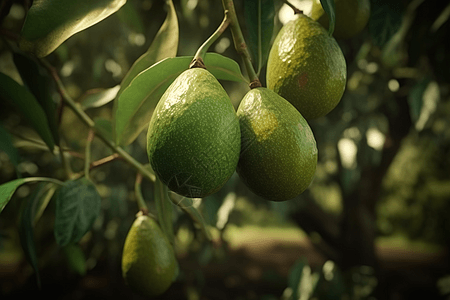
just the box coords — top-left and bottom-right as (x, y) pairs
(84, 129), (94, 180)
(39, 58), (156, 183)
(190, 11), (230, 69)
(221, 0), (262, 88)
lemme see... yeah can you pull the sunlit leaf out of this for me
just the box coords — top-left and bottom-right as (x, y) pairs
(369, 0), (404, 47)
(80, 85), (120, 110)
(0, 72), (55, 151)
(54, 178), (101, 246)
(13, 52), (59, 144)
(19, 0), (126, 57)
(114, 53), (246, 146)
(0, 177), (63, 214)
(0, 123), (20, 170)
(116, 0), (178, 99)
(244, 0), (275, 73)
(154, 177), (174, 244)
(319, 0), (336, 36)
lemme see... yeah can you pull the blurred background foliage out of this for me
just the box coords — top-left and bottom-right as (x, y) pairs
(1, 0), (450, 299)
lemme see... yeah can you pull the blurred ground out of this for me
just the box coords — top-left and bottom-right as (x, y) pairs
(1, 225), (448, 300)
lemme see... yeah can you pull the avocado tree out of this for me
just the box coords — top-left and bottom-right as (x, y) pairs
(1, 0), (449, 299)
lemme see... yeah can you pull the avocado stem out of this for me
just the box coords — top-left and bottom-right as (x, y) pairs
(84, 129), (94, 181)
(222, 0), (262, 88)
(281, 0), (303, 15)
(190, 11), (230, 69)
(135, 172), (150, 212)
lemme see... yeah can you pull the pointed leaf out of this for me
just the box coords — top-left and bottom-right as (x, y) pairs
(154, 177), (174, 244)
(113, 53), (246, 146)
(288, 258), (308, 300)
(116, 0), (178, 99)
(54, 178), (101, 246)
(80, 85), (120, 110)
(13, 52), (59, 144)
(319, 0), (336, 36)
(369, 0), (404, 47)
(19, 183), (50, 288)
(0, 72), (55, 151)
(19, 0), (126, 57)
(0, 177), (63, 214)
(0, 123), (20, 169)
(116, 1), (145, 34)
(63, 244), (87, 275)
(244, 0), (275, 73)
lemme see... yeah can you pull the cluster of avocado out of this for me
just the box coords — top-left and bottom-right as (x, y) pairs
(122, 1), (370, 297)
(146, 13), (348, 204)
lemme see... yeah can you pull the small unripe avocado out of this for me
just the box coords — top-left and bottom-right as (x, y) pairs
(310, 0), (371, 39)
(266, 14), (347, 120)
(236, 88), (317, 201)
(147, 68), (241, 198)
(122, 213), (176, 297)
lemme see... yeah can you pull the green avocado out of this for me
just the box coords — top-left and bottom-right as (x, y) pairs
(236, 87), (318, 201)
(310, 0), (371, 39)
(147, 68), (241, 198)
(122, 213), (176, 297)
(266, 14), (347, 120)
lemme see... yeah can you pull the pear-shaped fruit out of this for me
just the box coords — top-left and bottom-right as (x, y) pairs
(147, 68), (241, 198)
(266, 14), (346, 120)
(236, 87), (317, 201)
(310, 0), (371, 39)
(122, 213), (177, 297)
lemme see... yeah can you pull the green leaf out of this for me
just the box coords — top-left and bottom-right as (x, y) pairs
(154, 177), (174, 244)
(116, 1), (145, 34)
(116, 0), (178, 99)
(54, 178), (101, 246)
(0, 177), (63, 214)
(113, 53), (246, 146)
(168, 192), (212, 241)
(0, 123), (20, 170)
(80, 85), (120, 110)
(0, 72), (55, 151)
(369, 0), (404, 47)
(288, 258), (308, 300)
(244, 0), (275, 73)
(19, 0), (126, 57)
(13, 52), (59, 144)
(408, 77), (431, 123)
(63, 244), (87, 276)
(19, 183), (49, 288)
(319, 0), (336, 36)
(94, 118), (113, 142)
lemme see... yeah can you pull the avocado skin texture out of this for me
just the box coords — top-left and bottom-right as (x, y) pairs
(266, 14), (346, 120)
(310, 0), (371, 39)
(236, 88), (317, 201)
(147, 68), (241, 198)
(122, 214), (176, 297)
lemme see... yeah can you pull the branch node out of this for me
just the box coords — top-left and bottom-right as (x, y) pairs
(189, 57), (206, 69)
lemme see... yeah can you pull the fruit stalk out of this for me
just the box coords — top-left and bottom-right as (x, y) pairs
(39, 58), (156, 184)
(281, 0), (303, 14)
(134, 173), (149, 213)
(221, 0), (261, 88)
(190, 11), (230, 69)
